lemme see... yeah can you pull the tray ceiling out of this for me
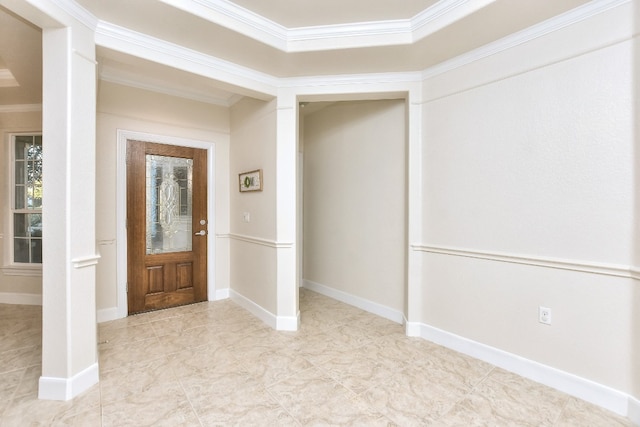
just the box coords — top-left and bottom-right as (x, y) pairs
(1, 0), (594, 107)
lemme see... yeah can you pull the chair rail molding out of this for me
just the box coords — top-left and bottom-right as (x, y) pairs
(226, 233), (293, 249)
(412, 244), (637, 280)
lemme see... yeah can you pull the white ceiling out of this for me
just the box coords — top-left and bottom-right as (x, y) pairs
(227, 0), (441, 27)
(1, 0), (593, 107)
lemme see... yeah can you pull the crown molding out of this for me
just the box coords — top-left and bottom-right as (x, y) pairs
(286, 19), (413, 52)
(158, 0), (498, 53)
(92, 0), (630, 105)
(94, 21), (422, 101)
(282, 71), (423, 89)
(159, 0), (288, 50)
(52, 0), (98, 30)
(411, 0), (494, 40)
(95, 21), (279, 97)
(100, 67), (235, 107)
(422, 0), (631, 80)
(285, 0), (494, 53)
(281, 72), (422, 101)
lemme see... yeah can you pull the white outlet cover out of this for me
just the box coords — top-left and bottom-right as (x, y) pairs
(539, 306), (552, 325)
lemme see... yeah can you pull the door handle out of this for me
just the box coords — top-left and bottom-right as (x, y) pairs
(194, 230), (207, 236)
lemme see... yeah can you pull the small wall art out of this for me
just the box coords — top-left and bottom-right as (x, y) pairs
(239, 169), (263, 192)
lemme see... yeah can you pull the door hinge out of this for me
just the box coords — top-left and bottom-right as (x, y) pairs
(126, 282), (129, 293)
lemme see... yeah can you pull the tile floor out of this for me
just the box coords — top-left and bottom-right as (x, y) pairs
(0, 289), (634, 426)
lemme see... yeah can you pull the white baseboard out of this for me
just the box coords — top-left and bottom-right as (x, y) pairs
(230, 289), (299, 331)
(405, 321), (422, 337)
(38, 362), (99, 401)
(230, 289), (276, 329)
(408, 321), (635, 420)
(277, 312), (300, 331)
(0, 292), (42, 305)
(302, 279), (404, 324)
(629, 396), (640, 426)
(96, 307), (120, 323)
(213, 288), (230, 301)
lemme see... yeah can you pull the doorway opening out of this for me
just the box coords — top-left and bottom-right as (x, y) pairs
(116, 130), (216, 319)
(297, 98), (408, 324)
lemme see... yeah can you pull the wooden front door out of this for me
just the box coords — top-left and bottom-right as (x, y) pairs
(126, 140), (208, 314)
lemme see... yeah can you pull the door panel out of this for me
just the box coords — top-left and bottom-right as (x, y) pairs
(127, 140), (208, 314)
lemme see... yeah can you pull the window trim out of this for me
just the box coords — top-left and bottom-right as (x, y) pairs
(2, 132), (43, 277)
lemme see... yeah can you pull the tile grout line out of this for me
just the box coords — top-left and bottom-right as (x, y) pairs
(174, 367), (205, 427)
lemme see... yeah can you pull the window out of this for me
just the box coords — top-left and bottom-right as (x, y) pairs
(9, 134), (42, 266)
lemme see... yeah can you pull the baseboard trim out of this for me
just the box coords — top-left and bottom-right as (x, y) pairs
(214, 288), (230, 301)
(629, 396), (640, 426)
(0, 292), (42, 305)
(405, 321), (422, 337)
(230, 289), (276, 329)
(302, 279), (404, 324)
(230, 289), (300, 331)
(96, 307), (120, 323)
(408, 321), (634, 419)
(38, 362), (99, 401)
(276, 312), (300, 331)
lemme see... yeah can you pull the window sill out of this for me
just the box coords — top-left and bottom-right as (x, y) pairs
(1, 264), (42, 277)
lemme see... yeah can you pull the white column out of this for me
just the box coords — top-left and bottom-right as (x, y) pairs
(39, 24), (99, 400)
(406, 85), (424, 336)
(275, 89), (299, 330)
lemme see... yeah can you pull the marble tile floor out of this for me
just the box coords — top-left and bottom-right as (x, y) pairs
(0, 289), (634, 426)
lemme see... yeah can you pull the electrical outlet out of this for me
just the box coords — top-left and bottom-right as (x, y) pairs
(539, 306), (551, 325)
(243, 212), (251, 223)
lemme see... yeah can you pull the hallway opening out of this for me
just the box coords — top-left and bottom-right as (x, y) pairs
(297, 98), (408, 324)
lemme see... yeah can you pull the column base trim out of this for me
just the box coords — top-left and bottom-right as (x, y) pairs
(230, 289), (299, 331)
(38, 363), (99, 401)
(97, 307), (119, 323)
(213, 288), (230, 300)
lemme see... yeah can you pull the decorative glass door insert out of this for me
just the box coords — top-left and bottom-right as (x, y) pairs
(146, 155), (193, 254)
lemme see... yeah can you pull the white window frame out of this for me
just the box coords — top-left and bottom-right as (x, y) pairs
(2, 132), (43, 277)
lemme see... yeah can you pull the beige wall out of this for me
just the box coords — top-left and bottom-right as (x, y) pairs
(0, 110), (42, 298)
(419, 3), (636, 395)
(95, 81), (231, 313)
(302, 100), (406, 315)
(229, 97), (278, 313)
(1, 0), (637, 409)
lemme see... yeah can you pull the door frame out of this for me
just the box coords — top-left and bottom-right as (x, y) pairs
(116, 129), (216, 319)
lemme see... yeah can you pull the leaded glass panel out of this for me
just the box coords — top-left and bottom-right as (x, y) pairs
(11, 134), (43, 264)
(146, 155), (193, 254)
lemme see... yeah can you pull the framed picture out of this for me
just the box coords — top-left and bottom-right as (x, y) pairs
(239, 169), (263, 192)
